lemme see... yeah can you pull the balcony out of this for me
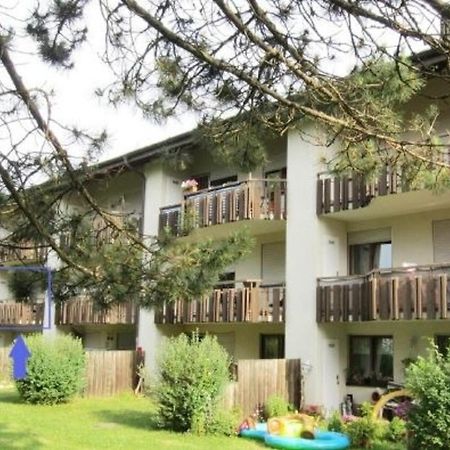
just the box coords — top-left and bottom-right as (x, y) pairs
(317, 264), (450, 323)
(55, 298), (137, 325)
(154, 281), (285, 324)
(316, 166), (408, 216)
(0, 302), (44, 326)
(159, 179), (286, 236)
(0, 243), (48, 265)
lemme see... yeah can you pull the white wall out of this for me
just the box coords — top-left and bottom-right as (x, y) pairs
(138, 162), (184, 371)
(285, 127), (348, 409)
(180, 323), (284, 360)
(346, 208), (450, 268)
(233, 232), (285, 282)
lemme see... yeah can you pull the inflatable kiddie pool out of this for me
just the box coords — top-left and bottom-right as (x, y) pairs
(264, 430), (350, 450)
(239, 416), (350, 450)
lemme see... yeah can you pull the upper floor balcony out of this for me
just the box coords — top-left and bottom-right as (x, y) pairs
(316, 166), (450, 220)
(159, 179), (286, 237)
(0, 302), (44, 326)
(317, 263), (450, 323)
(0, 242), (48, 265)
(55, 297), (137, 326)
(154, 280), (285, 325)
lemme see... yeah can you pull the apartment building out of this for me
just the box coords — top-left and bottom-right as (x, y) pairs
(1, 54), (450, 414)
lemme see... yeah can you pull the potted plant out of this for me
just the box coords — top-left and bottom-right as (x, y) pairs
(181, 179), (199, 194)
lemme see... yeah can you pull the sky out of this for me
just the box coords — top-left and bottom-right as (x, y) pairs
(1, 1), (436, 166)
(2, 1), (197, 164)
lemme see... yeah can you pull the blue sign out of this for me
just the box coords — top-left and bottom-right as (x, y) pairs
(9, 335), (31, 380)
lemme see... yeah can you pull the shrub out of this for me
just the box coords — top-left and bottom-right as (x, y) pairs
(384, 417), (407, 443)
(327, 411), (344, 433)
(405, 344), (450, 450)
(205, 408), (241, 436)
(16, 334), (86, 405)
(344, 402), (385, 449)
(155, 331), (231, 434)
(264, 395), (291, 418)
(345, 416), (379, 449)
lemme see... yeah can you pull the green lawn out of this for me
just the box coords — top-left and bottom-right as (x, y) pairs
(0, 388), (264, 450)
(0, 388), (405, 450)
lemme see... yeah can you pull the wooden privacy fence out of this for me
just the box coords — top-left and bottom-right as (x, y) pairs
(317, 263), (450, 322)
(221, 358), (301, 418)
(84, 350), (140, 397)
(159, 179), (287, 236)
(0, 348), (11, 383)
(0, 349), (140, 396)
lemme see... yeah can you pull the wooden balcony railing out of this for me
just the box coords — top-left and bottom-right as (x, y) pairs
(0, 244), (48, 265)
(159, 179), (287, 236)
(317, 264), (450, 322)
(0, 302), (44, 326)
(155, 281), (285, 324)
(317, 166), (411, 215)
(55, 298), (137, 325)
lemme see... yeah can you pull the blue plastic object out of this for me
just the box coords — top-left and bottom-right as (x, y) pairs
(239, 422), (268, 440)
(265, 430), (350, 450)
(239, 423), (350, 450)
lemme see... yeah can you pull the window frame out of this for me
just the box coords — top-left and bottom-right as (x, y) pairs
(347, 335), (394, 387)
(348, 241), (392, 275)
(435, 334), (450, 356)
(260, 334), (285, 359)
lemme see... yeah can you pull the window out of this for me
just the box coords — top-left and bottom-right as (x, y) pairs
(217, 271), (235, 288)
(265, 167), (287, 179)
(189, 174), (209, 190)
(347, 336), (393, 386)
(210, 175), (238, 187)
(260, 334), (284, 359)
(435, 335), (450, 356)
(349, 242), (392, 275)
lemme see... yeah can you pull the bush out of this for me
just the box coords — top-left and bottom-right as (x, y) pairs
(264, 395), (291, 418)
(16, 334), (86, 405)
(343, 402), (386, 449)
(155, 332), (231, 434)
(385, 417), (407, 443)
(204, 408), (241, 436)
(327, 411), (344, 433)
(405, 344), (450, 450)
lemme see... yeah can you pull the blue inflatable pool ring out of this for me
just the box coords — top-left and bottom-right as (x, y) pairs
(265, 430), (350, 450)
(239, 424), (350, 450)
(239, 422), (267, 440)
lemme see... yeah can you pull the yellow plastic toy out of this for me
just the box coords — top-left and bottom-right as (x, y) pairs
(371, 389), (411, 420)
(268, 413), (317, 439)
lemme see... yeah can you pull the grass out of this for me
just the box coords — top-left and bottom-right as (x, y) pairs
(0, 388), (264, 450)
(0, 388), (407, 450)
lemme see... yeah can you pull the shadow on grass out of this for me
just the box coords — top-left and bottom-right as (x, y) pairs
(0, 425), (43, 449)
(95, 408), (160, 431)
(0, 390), (23, 405)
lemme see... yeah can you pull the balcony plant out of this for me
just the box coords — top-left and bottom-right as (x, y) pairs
(181, 179), (199, 194)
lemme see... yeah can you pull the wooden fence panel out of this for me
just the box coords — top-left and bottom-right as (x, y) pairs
(0, 348), (11, 383)
(220, 358), (301, 418)
(0, 348), (138, 395)
(84, 350), (138, 397)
